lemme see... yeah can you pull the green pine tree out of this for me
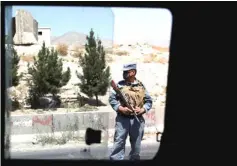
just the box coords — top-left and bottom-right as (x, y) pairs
(27, 42), (71, 108)
(76, 29), (111, 106)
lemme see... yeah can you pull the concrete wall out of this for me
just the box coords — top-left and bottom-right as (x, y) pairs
(10, 111), (113, 135)
(33, 19), (38, 41)
(13, 10), (38, 45)
(10, 108), (164, 135)
(38, 27), (51, 46)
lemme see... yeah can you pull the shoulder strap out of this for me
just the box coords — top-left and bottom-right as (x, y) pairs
(136, 79), (145, 88)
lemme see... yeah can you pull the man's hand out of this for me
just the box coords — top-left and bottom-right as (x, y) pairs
(134, 106), (146, 115)
(118, 106), (133, 115)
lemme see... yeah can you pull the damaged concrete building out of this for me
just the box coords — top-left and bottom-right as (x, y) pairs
(12, 9), (51, 46)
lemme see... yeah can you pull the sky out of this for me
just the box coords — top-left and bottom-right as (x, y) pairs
(12, 6), (172, 47)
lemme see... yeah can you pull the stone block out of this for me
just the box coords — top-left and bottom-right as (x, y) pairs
(13, 10), (38, 45)
(32, 114), (53, 134)
(52, 113), (79, 132)
(10, 115), (34, 135)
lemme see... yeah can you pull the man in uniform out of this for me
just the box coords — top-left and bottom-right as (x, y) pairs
(109, 63), (153, 160)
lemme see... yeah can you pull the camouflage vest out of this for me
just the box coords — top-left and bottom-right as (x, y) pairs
(119, 80), (146, 109)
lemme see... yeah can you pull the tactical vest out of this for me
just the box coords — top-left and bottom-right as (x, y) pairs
(119, 80), (146, 109)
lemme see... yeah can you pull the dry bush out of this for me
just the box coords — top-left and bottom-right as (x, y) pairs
(56, 43), (68, 56)
(113, 44), (120, 49)
(105, 54), (113, 63)
(71, 52), (81, 58)
(114, 50), (129, 56)
(20, 55), (35, 62)
(143, 53), (158, 63)
(152, 46), (169, 52)
(143, 53), (168, 64)
(162, 86), (167, 94)
(105, 48), (113, 54)
(158, 57), (168, 64)
(70, 45), (84, 58)
(71, 50), (83, 58)
(70, 45), (80, 51)
(35, 129), (83, 146)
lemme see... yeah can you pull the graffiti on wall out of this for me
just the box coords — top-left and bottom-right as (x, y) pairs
(32, 115), (53, 126)
(143, 109), (156, 127)
(11, 119), (32, 127)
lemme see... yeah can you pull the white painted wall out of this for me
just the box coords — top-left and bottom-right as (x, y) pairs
(38, 27), (51, 47)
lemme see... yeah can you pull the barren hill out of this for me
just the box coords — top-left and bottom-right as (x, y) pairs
(51, 31), (113, 47)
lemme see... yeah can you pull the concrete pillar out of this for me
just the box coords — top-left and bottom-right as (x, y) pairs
(13, 9), (38, 45)
(155, 97), (165, 133)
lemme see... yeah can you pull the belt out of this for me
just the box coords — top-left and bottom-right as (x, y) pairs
(118, 112), (141, 118)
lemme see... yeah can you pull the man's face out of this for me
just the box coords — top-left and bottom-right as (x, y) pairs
(123, 69), (136, 80)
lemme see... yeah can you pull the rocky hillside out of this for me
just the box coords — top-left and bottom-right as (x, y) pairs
(51, 31), (113, 48)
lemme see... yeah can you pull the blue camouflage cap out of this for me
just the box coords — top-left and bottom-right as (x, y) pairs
(123, 63), (137, 71)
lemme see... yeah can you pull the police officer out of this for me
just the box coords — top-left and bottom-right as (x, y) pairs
(109, 63), (153, 160)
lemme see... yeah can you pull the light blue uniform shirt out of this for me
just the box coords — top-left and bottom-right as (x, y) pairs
(108, 79), (153, 113)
